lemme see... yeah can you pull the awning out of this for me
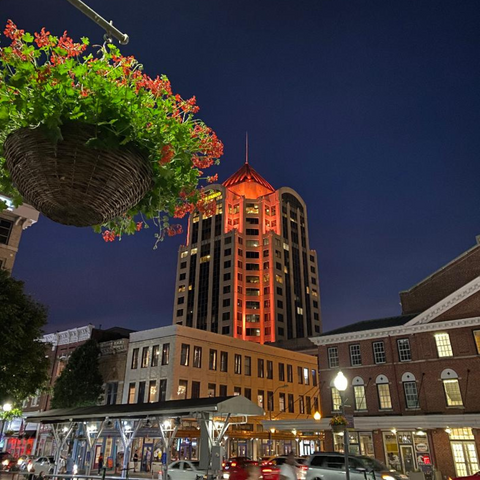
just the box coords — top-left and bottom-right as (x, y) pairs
(24, 396), (265, 424)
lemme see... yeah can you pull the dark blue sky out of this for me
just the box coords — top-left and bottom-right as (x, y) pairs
(6, 1), (480, 334)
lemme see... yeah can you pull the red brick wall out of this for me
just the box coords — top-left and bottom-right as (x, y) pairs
(318, 325), (480, 417)
(430, 429), (455, 479)
(400, 244), (480, 315)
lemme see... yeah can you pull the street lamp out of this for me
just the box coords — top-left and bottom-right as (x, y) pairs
(313, 411), (321, 421)
(334, 372), (350, 480)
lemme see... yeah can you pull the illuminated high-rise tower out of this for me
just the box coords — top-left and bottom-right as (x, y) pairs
(172, 159), (321, 345)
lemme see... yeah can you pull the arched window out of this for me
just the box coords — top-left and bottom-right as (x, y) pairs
(441, 369), (463, 407)
(401, 372), (419, 409)
(352, 376), (367, 411)
(376, 375), (392, 410)
(330, 379), (342, 412)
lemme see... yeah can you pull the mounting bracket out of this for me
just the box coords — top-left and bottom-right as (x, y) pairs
(66, 0), (129, 45)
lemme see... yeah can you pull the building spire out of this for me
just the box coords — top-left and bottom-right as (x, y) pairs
(245, 132), (249, 164)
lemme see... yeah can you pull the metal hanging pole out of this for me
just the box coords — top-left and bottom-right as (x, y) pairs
(66, 0), (129, 44)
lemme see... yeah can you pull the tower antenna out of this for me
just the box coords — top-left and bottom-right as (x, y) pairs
(245, 132), (249, 165)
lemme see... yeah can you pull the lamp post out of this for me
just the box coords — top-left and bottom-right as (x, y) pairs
(334, 372), (350, 480)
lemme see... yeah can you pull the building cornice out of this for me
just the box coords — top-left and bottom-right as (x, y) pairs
(309, 316), (480, 346)
(405, 274), (480, 326)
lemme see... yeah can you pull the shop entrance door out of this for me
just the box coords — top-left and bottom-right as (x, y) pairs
(400, 445), (415, 473)
(451, 442), (480, 477)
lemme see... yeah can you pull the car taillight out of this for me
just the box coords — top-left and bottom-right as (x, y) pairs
(263, 469), (272, 473)
(301, 466), (308, 471)
(222, 463), (226, 468)
(231, 462), (237, 467)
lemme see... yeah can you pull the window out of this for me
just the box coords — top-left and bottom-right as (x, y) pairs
(224, 260), (231, 268)
(331, 387), (341, 412)
(403, 381), (419, 409)
(246, 229), (259, 235)
(176, 309), (183, 317)
(193, 346), (202, 368)
(234, 386), (242, 396)
(162, 343), (170, 365)
(159, 379), (167, 402)
(220, 351), (228, 372)
(224, 273), (231, 281)
(267, 391), (274, 411)
(223, 298), (231, 307)
(376, 376), (392, 409)
(267, 360), (273, 379)
(180, 344), (190, 366)
(297, 366), (303, 384)
(179, 273), (186, 280)
(435, 333), (453, 357)
(148, 380), (157, 403)
(191, 381), (201, 399)
(299, 395), (305, 414)
(177, 296), (185, 305)
(246, 251), (260, 258)
(442, 369), (463, 406)
(258, 359), (265, 378)
(397, 338), (411, 362)
(141, 347), (150, 368)
(131, 348), (139, 369)
(349, 344), (362, 366)
(312, 369), (318, 387)
(128, 383), (136, 404)
(354, 384), (367, 411)
(287, 364), (293, 382)
(279, 363), (285, 382)
(373, 341), (386, 364)
(151, 345), (160, 367)
(219, 384), (227, 396)
(246, 314), (260, 322)
(279, 393), (286, 412)
(474, 330), (480, 354)
(234, 354), (242, 374)
(208, 383), (216, 397)
(288, 394), (294, 413)
(306, 396), (311, 414)
(223, 285), (231, 294)
(258, 390), (264, 408)
(247, 240), (260, 247)
(178, 380), (188, 399)
(328, 347), (339, 368)
(224, 248), (231, 256)
(0, 219), (13, 245)
(245, 356), (251, 376)
(138, 382), (146, 403)
(246, 301), (260, 309)
(106, 382), (118, 405)
(303, 367), (309, 385)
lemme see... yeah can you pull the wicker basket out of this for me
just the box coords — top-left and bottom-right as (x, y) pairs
(331, 424), (347, 433)
(3, 122), (152, 227)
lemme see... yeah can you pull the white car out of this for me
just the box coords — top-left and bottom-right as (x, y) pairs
(30, 456), (55, 475)
(168, 460), (207, 480)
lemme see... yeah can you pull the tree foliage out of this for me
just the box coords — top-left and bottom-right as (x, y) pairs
(51, 339), (104, 408)
(0, 269), (49, 405)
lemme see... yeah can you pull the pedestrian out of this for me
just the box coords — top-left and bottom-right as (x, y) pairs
(66, 454), (74, 475)
(133, 450), (139, 473)
(279, 452), (297, 480)
(98, 453), (104, 473)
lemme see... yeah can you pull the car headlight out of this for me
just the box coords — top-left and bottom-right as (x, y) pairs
(2, 460), (9, 466)
(27, 463), (33, 472)
(382, 475), (396, 480)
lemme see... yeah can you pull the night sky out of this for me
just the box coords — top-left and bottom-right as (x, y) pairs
(5, 1), (480, 335)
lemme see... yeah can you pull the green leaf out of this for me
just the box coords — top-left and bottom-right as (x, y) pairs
(22, 32), (34, 43)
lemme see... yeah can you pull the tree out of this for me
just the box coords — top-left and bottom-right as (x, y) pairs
(51, 339), (104, 408)
(0, 269), (49, 405)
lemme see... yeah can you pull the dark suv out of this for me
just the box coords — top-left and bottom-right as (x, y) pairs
(306, 452), (407, 480)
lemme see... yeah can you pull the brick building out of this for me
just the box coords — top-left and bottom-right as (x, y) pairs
(310, 238), (480, 479)
(0, 194), (38, 273)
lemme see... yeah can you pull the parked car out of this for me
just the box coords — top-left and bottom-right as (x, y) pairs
(306, 452), (406, 480)
(223, 457), (259, 480)
(261, 456), (308, 480)
(0, 452), (18, 472)
(168, 460), (207, 480)
(453, 473), (480, 480)
(30, 456), (56, 475)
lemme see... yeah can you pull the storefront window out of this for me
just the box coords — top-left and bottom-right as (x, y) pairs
(449, 428), (479, 477)
(334, 432), (373, 456)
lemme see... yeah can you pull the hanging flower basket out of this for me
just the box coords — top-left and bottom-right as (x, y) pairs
(330, 415), (348, 432)
(0, 21), (223, 242)
(4, 122), (152, 226)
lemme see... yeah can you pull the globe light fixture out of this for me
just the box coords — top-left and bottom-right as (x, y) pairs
(314, 411), (321, 421)
(334, 371), (348, 392)
(2, 403), (12, 412)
